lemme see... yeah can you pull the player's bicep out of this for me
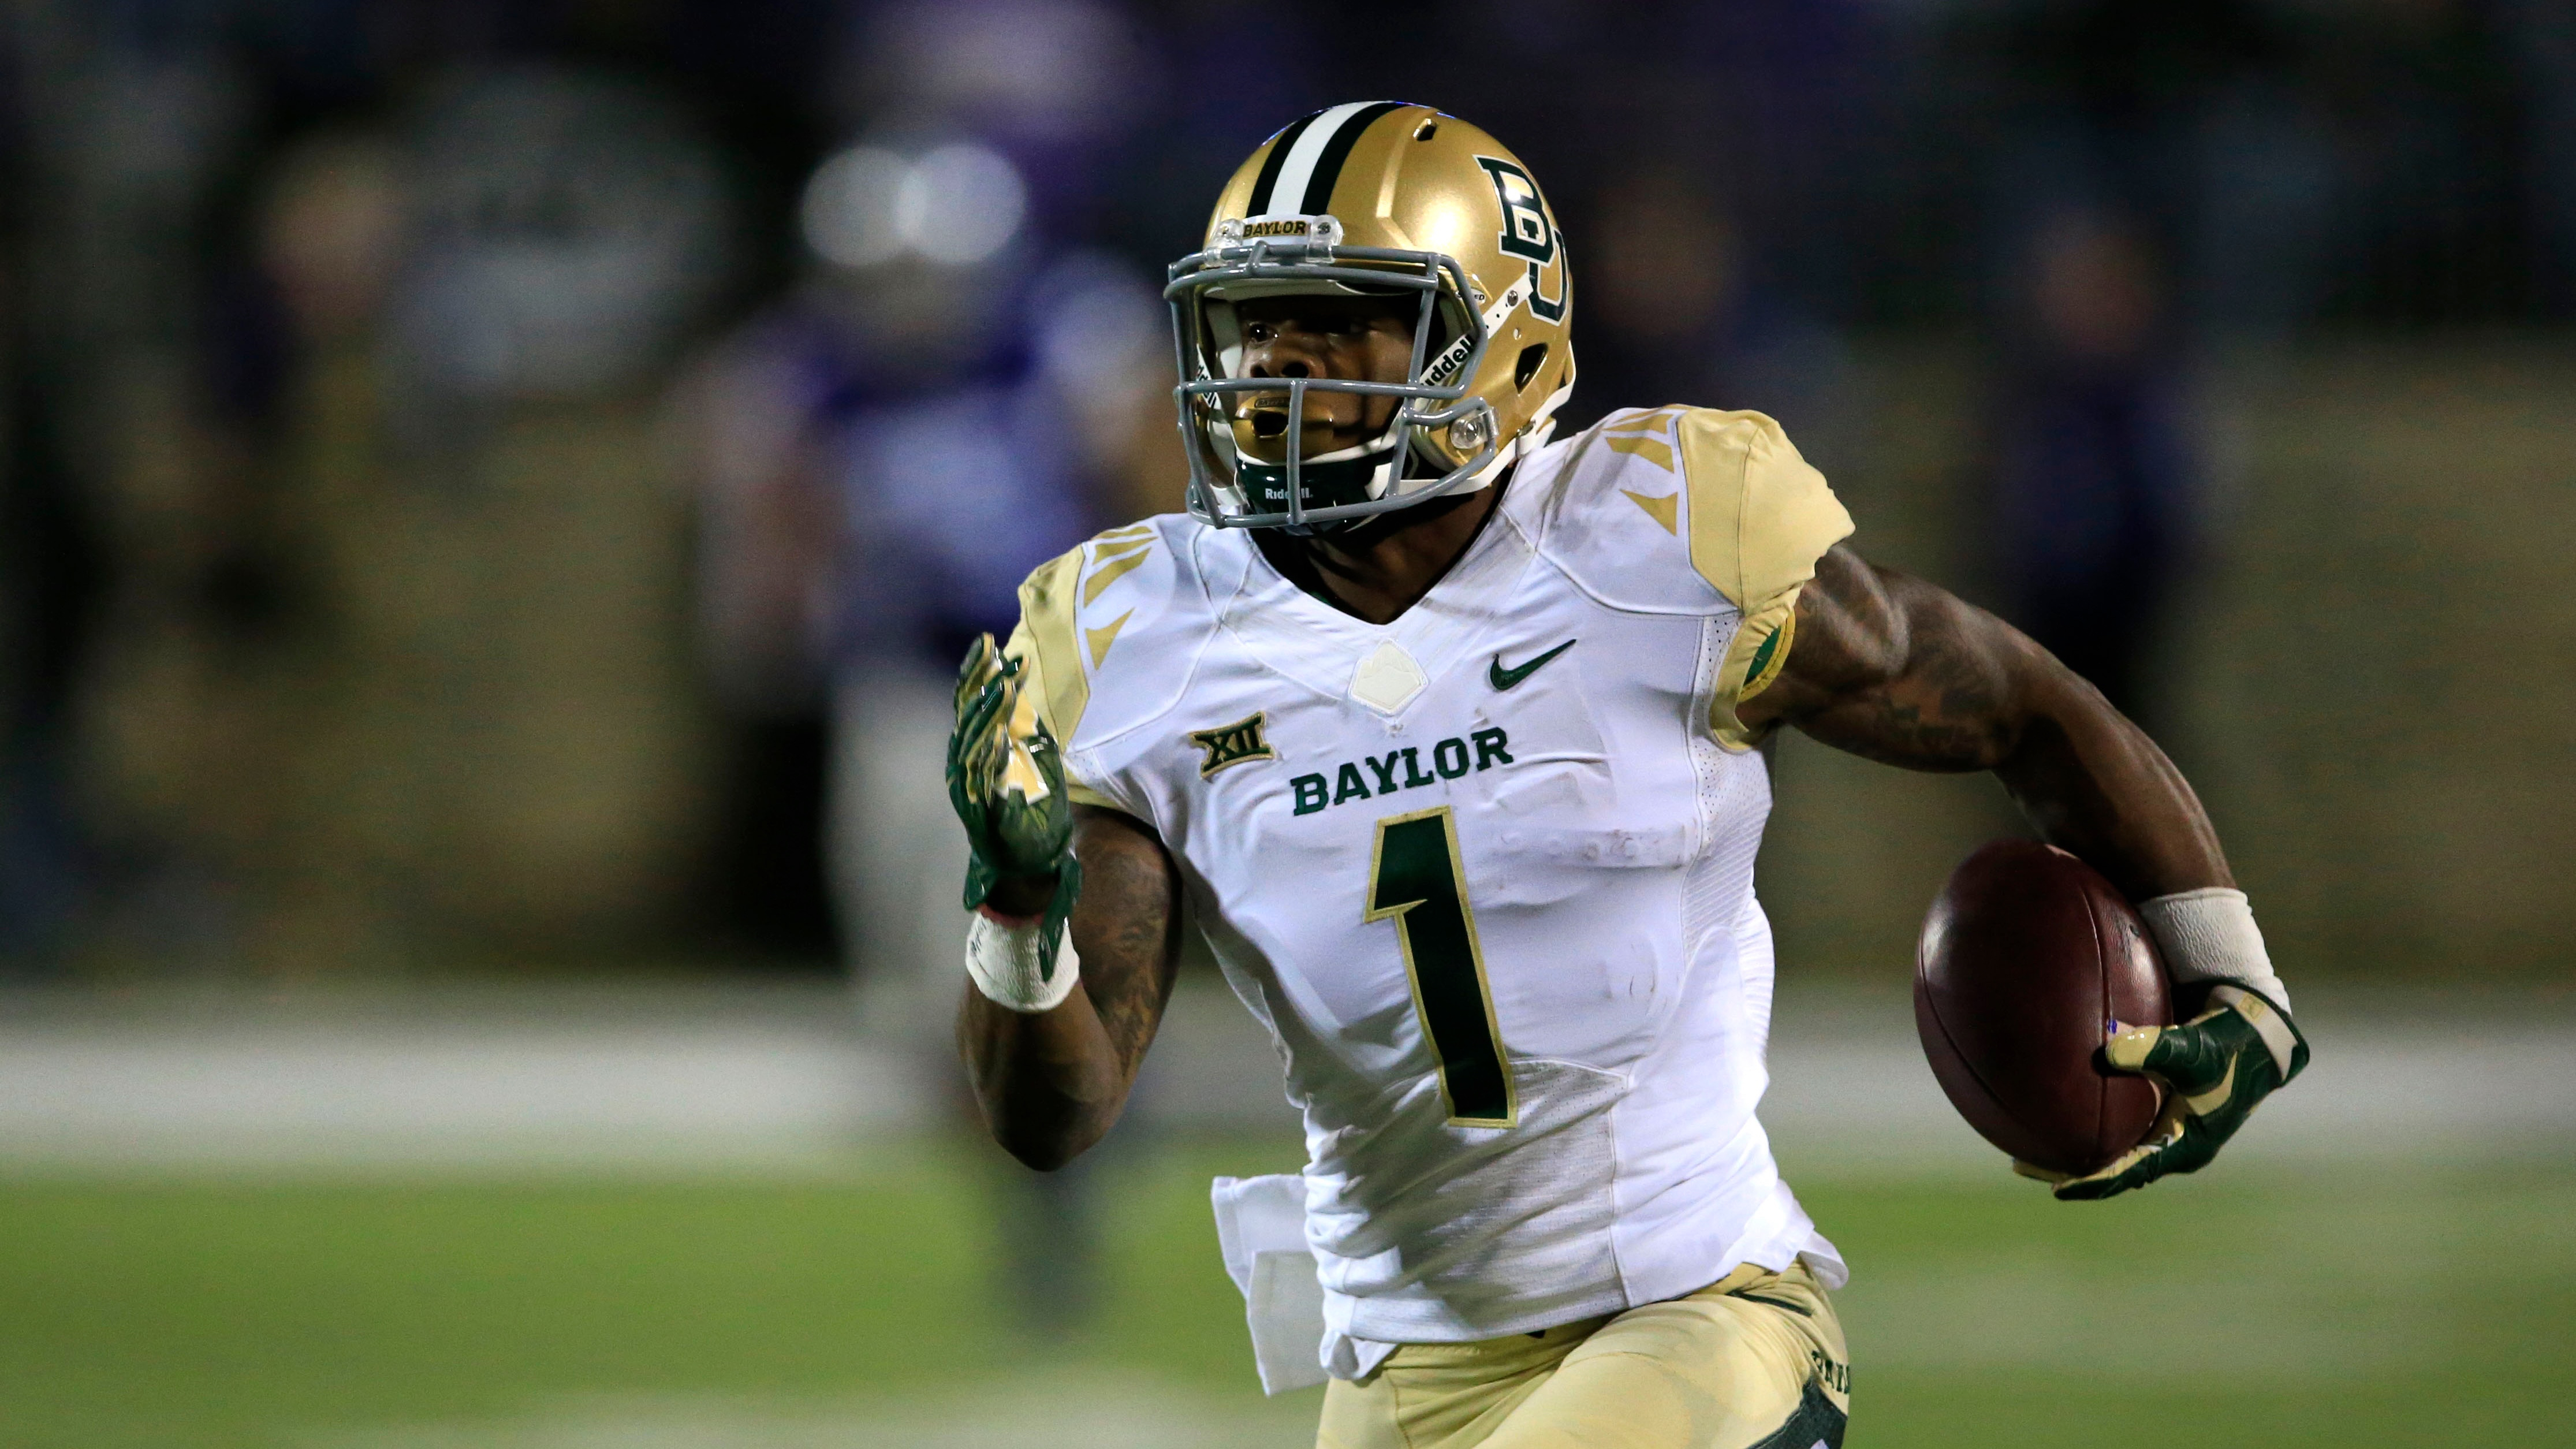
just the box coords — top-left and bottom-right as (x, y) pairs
(1741, 545), (2034, 772)
(1067, 804), (1186, 1076)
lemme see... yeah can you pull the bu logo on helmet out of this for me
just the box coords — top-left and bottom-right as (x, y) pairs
(1477, 157), (1556, 264)
(1476, 156), (1567, 322)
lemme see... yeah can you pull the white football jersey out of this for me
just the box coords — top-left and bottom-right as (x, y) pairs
(1005, 407), (1856, 1370)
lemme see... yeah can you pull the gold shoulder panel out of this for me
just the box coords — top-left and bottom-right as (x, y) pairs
(1005, 525), (1164, 805)
(1678, 409), (1852, 610)
(1677, 409), (1854, 751)
(1006, 546), (1089, 746)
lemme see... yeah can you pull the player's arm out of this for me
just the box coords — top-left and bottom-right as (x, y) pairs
(946, 636), (1182, 1170)
(958, 806), (1183, 1171)
(1738, 545), (2307, 1199)
(1739, 545), (2223, 900)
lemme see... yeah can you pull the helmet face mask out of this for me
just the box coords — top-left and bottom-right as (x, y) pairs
(1166, 102), (1575, 532)
(1207, 291), (1438, 464)
(1170, 238), (1493, 530)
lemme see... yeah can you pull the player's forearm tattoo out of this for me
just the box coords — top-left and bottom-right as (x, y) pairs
(1070, 814), (1183, 1077)
(1831, 626), (2018, 772)
(1780, 552), (2025, 773)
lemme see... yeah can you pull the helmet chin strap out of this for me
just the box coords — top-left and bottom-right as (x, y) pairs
(1369, 411), (1556, 503)
(1268, 415), (1553, 538)
(1239, 364), (1574, 532)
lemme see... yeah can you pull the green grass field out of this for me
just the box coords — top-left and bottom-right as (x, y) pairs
(3, 1142), (2568, 1447)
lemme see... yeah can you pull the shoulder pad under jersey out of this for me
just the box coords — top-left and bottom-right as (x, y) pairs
(1512, 405), (1853, 750)
(1002, 515), (1225, 792)
(1514, 405), (1852, 617)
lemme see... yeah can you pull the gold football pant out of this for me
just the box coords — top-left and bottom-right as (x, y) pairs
(1315, 1261), (1848, 1449)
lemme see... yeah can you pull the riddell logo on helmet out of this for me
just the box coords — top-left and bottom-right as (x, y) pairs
(1423, 330), (1476, 387)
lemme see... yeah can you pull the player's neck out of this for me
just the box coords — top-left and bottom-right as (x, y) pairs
(1269, 477), (1506, 626)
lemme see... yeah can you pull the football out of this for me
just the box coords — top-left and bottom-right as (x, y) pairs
(1914, 839), (2172, 1177)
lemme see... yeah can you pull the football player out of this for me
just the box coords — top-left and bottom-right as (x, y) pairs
(946, 102), (2307, 1449)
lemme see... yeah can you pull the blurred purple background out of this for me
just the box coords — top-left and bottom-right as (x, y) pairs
(0, 0), (2567, 988)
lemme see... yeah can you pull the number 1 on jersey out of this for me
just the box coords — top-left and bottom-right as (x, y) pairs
(1367, 806), (1515, 1127)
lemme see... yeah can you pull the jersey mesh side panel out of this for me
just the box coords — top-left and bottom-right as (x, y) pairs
(1682, 612), (1753, 957)
(1683, 610), (1776, 1083)
(1682, 773), (1769, 973)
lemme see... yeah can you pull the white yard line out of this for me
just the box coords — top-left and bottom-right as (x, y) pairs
(0, 982), (2566, 1173)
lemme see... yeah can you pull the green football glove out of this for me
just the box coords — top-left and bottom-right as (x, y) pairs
(946, 634), (1082, 971)
(2019, 984), (2310, 1201)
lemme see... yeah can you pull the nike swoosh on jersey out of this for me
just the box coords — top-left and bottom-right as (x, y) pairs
(1488, 639), (1577, 691)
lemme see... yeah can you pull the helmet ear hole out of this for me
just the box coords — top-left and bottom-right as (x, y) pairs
(1515, 343), (1549, 391)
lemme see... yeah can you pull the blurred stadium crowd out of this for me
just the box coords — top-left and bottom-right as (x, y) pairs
(0, 0), (2570, 985)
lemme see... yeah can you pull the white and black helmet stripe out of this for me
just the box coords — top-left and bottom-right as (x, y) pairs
(1251, 100), (1409, 217)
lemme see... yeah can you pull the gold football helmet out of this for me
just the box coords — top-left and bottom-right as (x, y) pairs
(1166, 101), (1575, 530)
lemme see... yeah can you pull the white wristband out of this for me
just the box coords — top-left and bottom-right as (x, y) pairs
(964, 910), (1080, 1014)
(2138, 888), (2289, 1014)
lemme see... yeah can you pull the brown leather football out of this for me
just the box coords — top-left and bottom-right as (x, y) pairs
(1914, 839), (2172, 1177)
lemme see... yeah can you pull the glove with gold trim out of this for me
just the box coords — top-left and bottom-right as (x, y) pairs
(946, 634), (1082, 1004)
(2019, 985), (2309, 1201)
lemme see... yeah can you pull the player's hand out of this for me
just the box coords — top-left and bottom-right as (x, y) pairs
(2016, 985), (2309, 1201)
(947, 634), (1082, 932)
